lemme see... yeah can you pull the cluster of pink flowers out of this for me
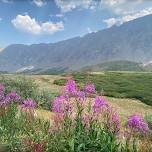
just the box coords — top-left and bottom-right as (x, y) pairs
(22, 99), (37, 109)
(52, 96), (72, 113)
(5, 92), (21, 103)
(127, 114), (149, 136)
(65, 79), (77, 95)
(0, 83), (37, 109)
(85, 84), (96, 94)
(53, 79), (87, 114)
(93, 96), (109, 113)
(52, 79), (150, 139)
(0, 83), (21, 107)
(52, 79), (122, 134)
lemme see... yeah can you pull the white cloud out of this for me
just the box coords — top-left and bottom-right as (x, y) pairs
(33, 0), (46, 7)
(101, 0), (150, 15)
(56, 14), (64, 18)
(55, 0), (97, 13)
(54, 0), (152, 17)
(103, 18), (118, 27)
(103, 7), (152, 27)
(102, 0), (126, 6)
(54, 0), (150, 15)
(12, 15), (64, 35)
(50, 13), (64, 18)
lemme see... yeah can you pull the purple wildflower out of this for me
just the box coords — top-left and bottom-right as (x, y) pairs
(1, 96), (11, 106)
(77, 91), (85, 101)
(0, 84), (21, 107)
(22, 99), (37, 109)
(6, 92), (21, 103)
(93, 96), (109, 113)
(52, 96), (72, 113)
(111, 112), (121, 135)
(127, 114), (149, 136)
(85, 84), (96, 94)
(65, 79), (77, 95)
(52, 96), (65, 113)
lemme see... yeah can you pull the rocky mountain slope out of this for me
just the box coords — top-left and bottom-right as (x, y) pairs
(1, 14), (152, 72)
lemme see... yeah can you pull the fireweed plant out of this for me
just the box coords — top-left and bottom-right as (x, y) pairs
(0, 83), (42, 151)
(49, 79), (150, 152)
(0, 80), (151, 152)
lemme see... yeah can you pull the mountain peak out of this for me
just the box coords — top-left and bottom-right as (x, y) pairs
(1, 14), (152, 72)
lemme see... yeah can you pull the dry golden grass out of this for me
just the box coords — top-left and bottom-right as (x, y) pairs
(28, 75), (64, 93)
(107, 97), (152, 117)
(29, 75), (152, 119)
(36, 108), (54, 121)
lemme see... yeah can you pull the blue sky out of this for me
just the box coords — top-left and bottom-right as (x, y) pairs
(1, 0), (152, 47)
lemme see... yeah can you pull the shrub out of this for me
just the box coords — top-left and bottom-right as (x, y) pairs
(53, 78), (67, 86)
(0, 75), (54, 110)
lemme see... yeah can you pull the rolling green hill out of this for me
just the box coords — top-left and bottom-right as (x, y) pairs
(54, 72), (152, 106)
(81, 60), (145, 72)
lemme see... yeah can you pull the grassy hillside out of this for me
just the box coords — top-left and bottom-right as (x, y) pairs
(20, 67), (68, 75)
(54, 72), (152, 106)
(81, 60), (145, 72)
(1, 73), (152, 115)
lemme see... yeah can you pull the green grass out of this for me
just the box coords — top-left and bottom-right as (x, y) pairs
(81, 60), (145, 72)
(54, 72), (152, 106)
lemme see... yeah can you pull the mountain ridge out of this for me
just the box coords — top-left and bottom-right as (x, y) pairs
(1, 14), (152, 72)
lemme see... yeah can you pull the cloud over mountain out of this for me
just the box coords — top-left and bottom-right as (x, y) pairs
(11, 14), (64, 35)
(104, 7), (152, 27)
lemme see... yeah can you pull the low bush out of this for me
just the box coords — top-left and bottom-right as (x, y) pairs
(53, 78), (67, 86)
(0, 75), (55, 110)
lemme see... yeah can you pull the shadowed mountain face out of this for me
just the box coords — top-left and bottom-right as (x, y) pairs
(1, 14), (152, 72)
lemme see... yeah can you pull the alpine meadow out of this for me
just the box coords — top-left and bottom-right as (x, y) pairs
(0, 0), (152, 151)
